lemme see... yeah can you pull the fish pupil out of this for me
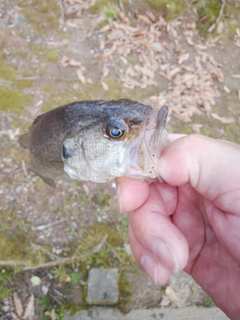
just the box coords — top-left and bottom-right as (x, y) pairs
(62, 144), (71, 159)
(110, 128), (122, 137)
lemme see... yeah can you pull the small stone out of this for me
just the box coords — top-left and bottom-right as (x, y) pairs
(87, 268), (118, 304)
(42, 285), (49, 295)
(30, 275), (41, 286)
(2, 305), (10, 312)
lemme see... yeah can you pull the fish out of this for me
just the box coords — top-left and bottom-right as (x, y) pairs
(19, 99), (169, 188)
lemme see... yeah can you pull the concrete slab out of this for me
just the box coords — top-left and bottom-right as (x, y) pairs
(87, 268), (118, 304)
(64, 306), (230, 320)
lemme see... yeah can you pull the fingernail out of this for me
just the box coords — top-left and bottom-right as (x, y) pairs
(140, 254), (159, 285)
(152, 240), (179, 273)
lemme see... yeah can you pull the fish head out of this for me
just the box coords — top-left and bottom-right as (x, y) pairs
(62, 100), (169, 183)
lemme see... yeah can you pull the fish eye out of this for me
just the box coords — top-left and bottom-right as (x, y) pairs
(105, 120), (127, 139)
(109, 127), (124, 138)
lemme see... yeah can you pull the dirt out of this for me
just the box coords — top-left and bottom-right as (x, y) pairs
(0, 0), (240, 319)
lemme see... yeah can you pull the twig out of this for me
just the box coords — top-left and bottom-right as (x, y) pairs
(0, 260), (30, 267)
(21, 160), (28, 177)
(32, 219), (66, 231)
(24, 235), (108, 271)
(49, 293), (63, 305)
(58, 0), (65, 23)
(106, 242), (125, 264)
(17, 76), (79, 82)
(31, 243), (59, 261)
(118, 0), (126, 15)
(208, 0), (225, 33)
(0, 235), (108, 271)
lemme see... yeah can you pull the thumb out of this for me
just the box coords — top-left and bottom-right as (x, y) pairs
(158, 135), (240, 204)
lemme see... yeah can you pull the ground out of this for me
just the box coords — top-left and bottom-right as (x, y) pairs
(0, 0), (240, 319)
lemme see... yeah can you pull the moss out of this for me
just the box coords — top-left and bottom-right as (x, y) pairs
(0, 86), (31, 114)
(195, 0), (222, 36)
(147, 0), (186, 19)
(28, 43), (60, 63)
(0, 269), (13, 299)
(0, 211), (35, 263)
(203, 295), (215, 307)
(19, 0), (60, 33)
(179, 124), (194, 135)
(43, 49), (60, 63)
(89, 0), (119, 14)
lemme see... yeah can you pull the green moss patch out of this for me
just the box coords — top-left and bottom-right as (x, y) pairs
(147, 0), (186, 19)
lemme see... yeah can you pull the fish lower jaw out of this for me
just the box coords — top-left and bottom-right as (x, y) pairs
(64, 164), (81, 181)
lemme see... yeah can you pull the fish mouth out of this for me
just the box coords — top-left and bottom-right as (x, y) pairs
(128, 106), (170, 181)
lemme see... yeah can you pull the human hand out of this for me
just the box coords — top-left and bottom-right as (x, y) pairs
(116, 134), (240, 319)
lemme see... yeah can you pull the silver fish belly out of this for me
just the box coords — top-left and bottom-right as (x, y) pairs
(19, 99), (169, 187)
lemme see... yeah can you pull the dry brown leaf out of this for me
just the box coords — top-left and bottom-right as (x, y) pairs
(137, 14), (152, 25)
(101, 81), (109, 91)
(231, 74), (240, 79)
(160, 294), (171, 307)
(60, 55), (69, 67)
(191, 123), (203, 133)
(23, 294), (35, 320)
(45, 309), (56, 320)
(140, 66), (154, 79)
(100, 40), (105, 50)
(178, 53), (189, 64)
(186, 37), (194, 46)
(208, 36), (220, 44)
(217, 21), (224, 34)
(86, 78), (93, 84)
(14, 292), (23, 317)
(76, 69), (86, 83)
(11, 313), (20, 320)
(169, 67), (181, 78)
(165, 286), (178, 303)
(211, 113), (235, 124)
(103, 65), (109, 77)
(68, 58), (82, 67)
(194, 44), (207, 50)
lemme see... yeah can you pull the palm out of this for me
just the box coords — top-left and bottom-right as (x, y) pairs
(163, 182), (240, 317)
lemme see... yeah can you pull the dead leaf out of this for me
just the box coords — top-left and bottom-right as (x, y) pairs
(101, 81), (109, 91)
(217, 21), (224, 34)
(86, 78), (93, 84)
(45, 309), (56, 320)
(69, 58), (82, 67)
(100, 40), (105, 50)
(160, 294), (171, 307)
(191, 123), (203, 133)
(231, 74), (240, 79)
(208, 36), (220, 44)
(194, 44), (207, 50)
(169, 67), (181, 78)
(23, 294), (35, 320)
(211, 113), (235, 124)
(60, 55), (69, 67)
(186, 37), (194, 46)
(178, 53), (189, 64)
(165, 286), (178, 303)
(11, 313), (20, 320)
(13, 292), (23, 317)
(76, 69), (86, 83)
(137, 14), (152, 25)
